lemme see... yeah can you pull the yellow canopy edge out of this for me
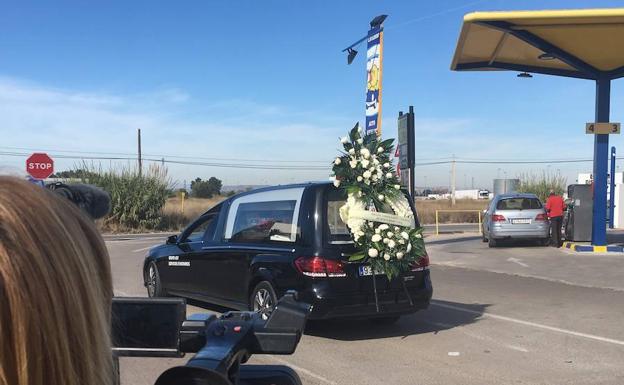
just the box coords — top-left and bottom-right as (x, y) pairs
(451, 8), (624, 76)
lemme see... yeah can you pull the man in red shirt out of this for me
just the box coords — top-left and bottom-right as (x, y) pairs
(545, 189), (566, 247)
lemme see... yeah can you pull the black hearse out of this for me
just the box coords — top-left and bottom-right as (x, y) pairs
(143, 182), (432, 323)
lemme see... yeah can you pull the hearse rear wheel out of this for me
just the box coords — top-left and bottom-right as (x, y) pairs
(250, 281), (278, 321)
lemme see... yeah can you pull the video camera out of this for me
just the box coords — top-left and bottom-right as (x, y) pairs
(112, 292), (311, 385)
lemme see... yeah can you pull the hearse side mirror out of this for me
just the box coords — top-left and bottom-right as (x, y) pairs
(166, 235), (178, 245)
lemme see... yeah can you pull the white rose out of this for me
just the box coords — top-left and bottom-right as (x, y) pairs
(388, 240), (396, 248)
(350, 148), (357, 155)
(371, 234), (382, 242)
(371, 175), (378, 182)
(375, 228), (381, 234)
(361, 159), (370, 168)
(394, 184), (401, 189)
(379, 224), (389, 230)
(401, 232), (409, 239)
(373, 158), (380, 165)
(386, 172), (393, 178)
(377, 147), (384, 153)
(341, 136), (349, 144)
(333, 179), (341, 188)
(357, 138), (363, 144)
(364, 179), (370, 185)
(378, 194), (385, 201)
(357, 176), (363, 182)
(394, 226), (400, 231)
(363, 171), (372, 179)
(368, 248), (379, 258)
(415, 233), (422, 239)
(360, 148), (370, 159)
(383, 238), (389, 244)
(387, 231), (394, 238)
(383, 253), (391, 261)
(396, 252), (404, 259)
(406, 243), (412, 252)
(350, 160), (357, 169)
(357, 191), (363, 197)
(383, 162), (390, 168)
(334, 157), (342, 165)
(398, 239), (405, 245)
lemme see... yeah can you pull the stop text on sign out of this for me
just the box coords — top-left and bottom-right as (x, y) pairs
(28, 162), (53, 170)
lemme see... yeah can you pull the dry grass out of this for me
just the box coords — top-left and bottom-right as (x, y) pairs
(415, 199), (489, 224)
(159, 196), (226, 230)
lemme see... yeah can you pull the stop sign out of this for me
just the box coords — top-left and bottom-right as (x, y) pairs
(26, 153), (54, 180)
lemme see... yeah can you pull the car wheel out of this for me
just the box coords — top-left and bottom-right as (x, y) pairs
(488, 238), (498, 248)
(369, 315), (401, 325)
(146, 262), (165, 297)
(539, 238), (550, 247)
(250, 281), (278, 321)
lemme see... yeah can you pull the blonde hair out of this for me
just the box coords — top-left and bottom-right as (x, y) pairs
(0, 177), (113, 385)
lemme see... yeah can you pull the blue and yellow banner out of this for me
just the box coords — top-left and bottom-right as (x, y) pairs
(365, 26), (384, 136)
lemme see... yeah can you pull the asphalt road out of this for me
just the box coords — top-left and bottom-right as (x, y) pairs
(107, 234), (624, 385)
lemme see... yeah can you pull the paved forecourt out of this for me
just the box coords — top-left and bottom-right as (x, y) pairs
(107, 233), (624, 385)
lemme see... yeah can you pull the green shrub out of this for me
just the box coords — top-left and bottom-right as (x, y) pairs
(517, 171), (567, 202)
(75, 164), (170, 230)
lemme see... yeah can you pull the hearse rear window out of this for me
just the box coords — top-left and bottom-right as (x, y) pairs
(224, 187), (304, 243)
(325, 188), (352, 244)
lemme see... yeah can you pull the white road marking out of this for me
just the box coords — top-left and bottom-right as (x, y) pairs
(268, 355), (338, 385)
(507, 257), (529, 268)
(132, 244), (158, 253)
(431, 301), (624, 346)
(447, 351), (460, 356)
(427, 320), (530, 353)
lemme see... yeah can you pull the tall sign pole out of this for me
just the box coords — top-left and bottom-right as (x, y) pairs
(365, 18), (386, 137)
(397, 106), (415, 198)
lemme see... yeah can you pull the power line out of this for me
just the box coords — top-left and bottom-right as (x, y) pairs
(0, 151), (330, 171)
(0, 146), (328, 164)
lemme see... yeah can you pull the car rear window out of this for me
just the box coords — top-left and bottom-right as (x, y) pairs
(496, 197), (542, 210)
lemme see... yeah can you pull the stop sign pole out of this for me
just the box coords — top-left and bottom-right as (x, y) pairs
(26, 153), (54, 180)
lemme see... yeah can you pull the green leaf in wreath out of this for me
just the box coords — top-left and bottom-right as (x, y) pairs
(348, 252), (366, 261)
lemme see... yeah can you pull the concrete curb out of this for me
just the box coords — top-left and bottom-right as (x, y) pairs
(562, 241), (624, 253)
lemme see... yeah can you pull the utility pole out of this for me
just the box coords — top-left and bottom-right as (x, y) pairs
(137, 128), (143, 176)
(451, 155), (456, 206)
(471, 176), (474, 189)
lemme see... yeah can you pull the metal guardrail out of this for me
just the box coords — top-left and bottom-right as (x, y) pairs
(435, 209), (482, 235)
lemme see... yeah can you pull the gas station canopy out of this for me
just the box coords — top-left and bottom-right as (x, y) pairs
(451, 8), (624, 79)
(450, 8), (624, 247)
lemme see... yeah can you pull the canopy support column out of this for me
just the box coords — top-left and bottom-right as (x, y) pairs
(592, 76), (611, 245)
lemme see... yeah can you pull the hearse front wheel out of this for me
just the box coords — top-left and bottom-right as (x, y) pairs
(250, 281), (278, 321)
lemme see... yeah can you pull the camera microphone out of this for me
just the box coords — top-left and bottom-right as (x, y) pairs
(46, 182), (111, 220)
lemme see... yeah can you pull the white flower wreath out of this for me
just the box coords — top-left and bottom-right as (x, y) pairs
(331, 124), (425, 279)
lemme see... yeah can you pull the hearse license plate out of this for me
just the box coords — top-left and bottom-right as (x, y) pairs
(359, 265), (383, 276)
(511, 218), (531, 224)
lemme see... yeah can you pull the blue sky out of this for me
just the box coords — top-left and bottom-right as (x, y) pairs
(2, 0), (624, 189)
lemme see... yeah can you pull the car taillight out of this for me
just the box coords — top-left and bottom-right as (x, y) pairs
(410, 253), (430, 271)
(491, 214), (506, 222)
(294, 256), (346, 278)
(535, 213), (547, 221)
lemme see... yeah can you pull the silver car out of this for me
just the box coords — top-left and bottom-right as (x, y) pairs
(482, 193), (550, 247)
